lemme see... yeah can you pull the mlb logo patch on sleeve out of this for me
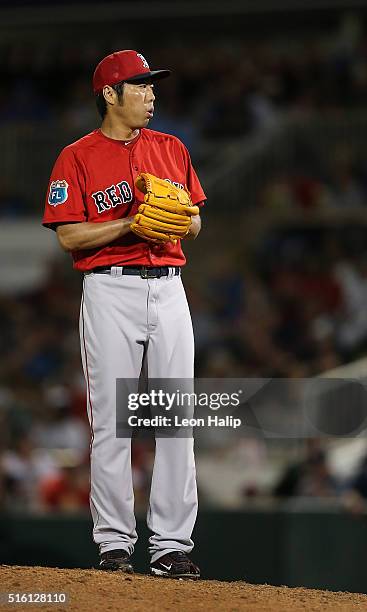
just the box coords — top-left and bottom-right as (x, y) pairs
(48, 180), (69, 206)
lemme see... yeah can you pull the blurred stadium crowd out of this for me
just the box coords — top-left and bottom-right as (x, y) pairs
(2, 226), (367, 513)
(2, 13), (367, 514)
(0, 12), (366, 161)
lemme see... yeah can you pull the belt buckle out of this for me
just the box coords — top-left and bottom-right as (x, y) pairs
(140, 266), (159, 279)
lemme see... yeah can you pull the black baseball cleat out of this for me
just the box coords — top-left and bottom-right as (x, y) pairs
(99, 549), (134, 573)
(150, 551), (200, 579)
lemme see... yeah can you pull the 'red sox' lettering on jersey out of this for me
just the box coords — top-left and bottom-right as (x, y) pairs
(43, 128), (206, 271)
(91, 181), (134, 213)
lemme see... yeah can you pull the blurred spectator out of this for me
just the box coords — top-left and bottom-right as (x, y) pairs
(274, 440), (338, 498)
(333, 256), (367, 355)
(327, 146), (366, 208)
(261, 175), (330, 212)
(343, 451), (367, 515)
(32, 386), (89, 452)
(1, 434), (58, 511)
(39, 462), (90, 513)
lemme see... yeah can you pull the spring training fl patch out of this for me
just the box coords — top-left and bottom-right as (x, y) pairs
(48, 180), (69, 206)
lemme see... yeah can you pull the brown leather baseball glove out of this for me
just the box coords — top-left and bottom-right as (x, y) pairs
(131, 173), (199, 244)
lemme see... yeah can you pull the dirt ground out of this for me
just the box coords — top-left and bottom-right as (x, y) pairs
(0, 566), (367, 612)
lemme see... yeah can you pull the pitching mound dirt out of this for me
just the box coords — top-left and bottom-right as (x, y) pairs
(0, 566), (366, 612)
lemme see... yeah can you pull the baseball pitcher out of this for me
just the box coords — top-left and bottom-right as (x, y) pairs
(42, 50), (206, 579)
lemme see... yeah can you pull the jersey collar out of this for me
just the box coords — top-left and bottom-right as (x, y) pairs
(95, 128), (141, 146)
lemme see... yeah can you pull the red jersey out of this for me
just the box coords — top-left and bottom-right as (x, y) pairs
(42, 128), (206, 271)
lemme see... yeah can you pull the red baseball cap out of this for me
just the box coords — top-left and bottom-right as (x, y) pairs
(93, 50), (170, 94)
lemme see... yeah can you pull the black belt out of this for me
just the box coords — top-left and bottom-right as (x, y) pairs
(91, 266), (181, 279)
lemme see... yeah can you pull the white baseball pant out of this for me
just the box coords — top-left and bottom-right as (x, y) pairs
(79, 267), (198, 563)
